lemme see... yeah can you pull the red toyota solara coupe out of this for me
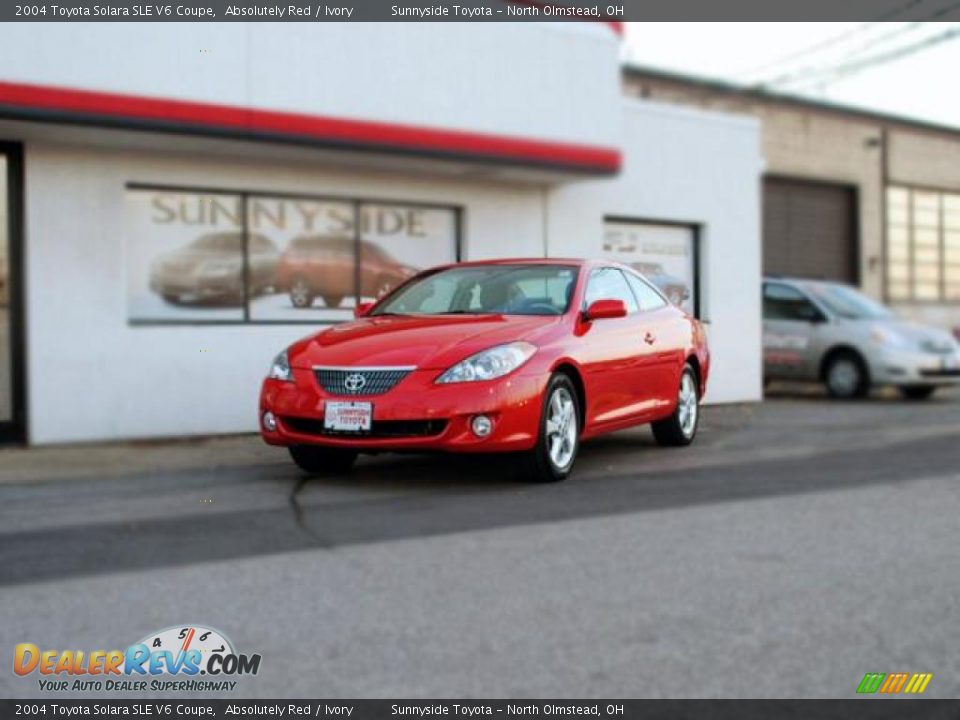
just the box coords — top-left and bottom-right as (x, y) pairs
(260, 259), (710, 482)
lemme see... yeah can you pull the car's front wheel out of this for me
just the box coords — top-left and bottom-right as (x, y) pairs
(824, 350), (869, 399)
(289, 446), (358, 474)
(521, 373), (580, 483)
(652, 364), (700, 447)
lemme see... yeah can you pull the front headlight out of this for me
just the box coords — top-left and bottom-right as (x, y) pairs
(436, 342), (537, 384)
(870, 326), (911, 350)
(268, 349), (294, 382)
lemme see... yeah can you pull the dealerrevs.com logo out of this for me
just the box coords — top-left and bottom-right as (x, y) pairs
(13, 625), (262, 693)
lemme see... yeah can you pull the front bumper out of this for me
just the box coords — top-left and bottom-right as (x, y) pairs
(870, 348), (960, 386)
(260, 367), (547, 453)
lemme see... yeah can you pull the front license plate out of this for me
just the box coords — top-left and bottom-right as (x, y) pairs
(324, 401), (373, 432)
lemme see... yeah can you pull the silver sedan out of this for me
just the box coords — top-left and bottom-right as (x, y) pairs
(763, 277), (960, 399)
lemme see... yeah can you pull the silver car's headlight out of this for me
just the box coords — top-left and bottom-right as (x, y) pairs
(268, 350), (294, 382)
(870, 326), (911, 350)
(436, 342), (536, 384)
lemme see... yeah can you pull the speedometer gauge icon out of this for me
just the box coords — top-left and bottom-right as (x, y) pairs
(137, 625), (235, 668)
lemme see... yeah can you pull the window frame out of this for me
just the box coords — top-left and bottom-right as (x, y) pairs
(885, 184), (960, 305)
(125, 182), (463, 326)
(602, 215), (703, 319)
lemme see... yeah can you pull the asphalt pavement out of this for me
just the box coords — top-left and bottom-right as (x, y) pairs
(1, 388), (959, 698)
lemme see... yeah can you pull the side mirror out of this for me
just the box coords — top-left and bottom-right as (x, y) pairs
(584, 298), (628, 321)
(354, 301), (375, 318)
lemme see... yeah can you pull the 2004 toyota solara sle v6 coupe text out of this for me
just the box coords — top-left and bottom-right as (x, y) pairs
(259, 259), (710, 482)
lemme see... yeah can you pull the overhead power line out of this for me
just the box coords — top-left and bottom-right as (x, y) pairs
(737, 0), (938, 80)
(769, 24), (960, 92)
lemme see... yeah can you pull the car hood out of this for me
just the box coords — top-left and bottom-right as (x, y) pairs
(289, 314), (561, 370)
(860, 318), (959, 352)
(155, 249), (237, 266)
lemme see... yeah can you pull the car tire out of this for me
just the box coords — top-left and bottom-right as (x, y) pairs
(824, 350), (869, 399)
(521, 373), (580, 483)
(289, 278), (315, 309)
(161, 293), (182, 305)
(899, 385), (936, 401)
(323, 295), (344, 309)
(652, 364), (700, 447)
(288, 446), (358, 474)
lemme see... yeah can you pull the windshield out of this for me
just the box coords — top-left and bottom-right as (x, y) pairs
(804, 283), (893, 320)
(371, 264), (579, 317)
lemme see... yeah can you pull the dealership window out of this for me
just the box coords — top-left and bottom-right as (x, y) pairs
(886, 186), (960, 303)
(126, 186), (460, 324)
(603, 218), (700, 317)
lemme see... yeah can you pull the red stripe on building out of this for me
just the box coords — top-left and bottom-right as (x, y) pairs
(0, 80), (622, 173)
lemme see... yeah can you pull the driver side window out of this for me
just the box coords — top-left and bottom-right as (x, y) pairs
(763, 283), (823, 322)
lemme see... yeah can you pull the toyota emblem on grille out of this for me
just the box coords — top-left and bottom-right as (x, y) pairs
(344, 373), (367, 393)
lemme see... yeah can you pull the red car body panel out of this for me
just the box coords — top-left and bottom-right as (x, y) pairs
(260, 258), (710, 453)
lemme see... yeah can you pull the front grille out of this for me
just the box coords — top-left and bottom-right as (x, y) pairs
(920, 368), (960, 377)
(920, 340), (956, 355)
(314, 367), (413, 396)
(282, 416), (447, 438)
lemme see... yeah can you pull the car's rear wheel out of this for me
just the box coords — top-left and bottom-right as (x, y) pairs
(288, 446), (358, 474)
(652, 364), (700, 447)
(899, 385), (936, 401)
(289, 278), (314, 309)
(322, 294), (344, 309)
(824, 350), (869, 399)
(521, 373), (580, 483)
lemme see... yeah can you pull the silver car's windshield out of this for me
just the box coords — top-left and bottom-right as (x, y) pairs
(804, 283), (892, 320)
(372, 264), (578, 317)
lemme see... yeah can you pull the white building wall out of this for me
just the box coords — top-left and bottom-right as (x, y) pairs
(549, 101), (764, 404)
(24, 99), (762, 444)
(23, 142), (546, 444)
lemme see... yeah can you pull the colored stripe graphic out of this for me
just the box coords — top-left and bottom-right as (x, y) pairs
(857, 673), (885, 694)
(857, 672), (932, 694)
(904, 673), (933, 694)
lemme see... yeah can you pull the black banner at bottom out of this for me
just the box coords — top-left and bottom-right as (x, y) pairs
(2, 700), (958, 720)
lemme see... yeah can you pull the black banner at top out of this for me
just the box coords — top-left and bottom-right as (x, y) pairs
(5, 0), (960, 22)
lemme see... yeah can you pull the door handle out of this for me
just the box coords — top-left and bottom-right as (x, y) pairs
(643, 332), (656, 345)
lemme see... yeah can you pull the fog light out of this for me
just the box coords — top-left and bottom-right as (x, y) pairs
(471, 415), (493, 438)
(262, 411), (277, 432)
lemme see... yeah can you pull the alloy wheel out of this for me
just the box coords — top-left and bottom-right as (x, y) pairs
(828, 359), (860, 397)
(678, 371), (698, 438)
(545, 386), (577, 470)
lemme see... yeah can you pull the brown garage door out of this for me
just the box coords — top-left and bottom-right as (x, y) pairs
(763, 177), (858, 283)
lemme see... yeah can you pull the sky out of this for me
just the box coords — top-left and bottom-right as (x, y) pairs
(622, 22), (960, 128)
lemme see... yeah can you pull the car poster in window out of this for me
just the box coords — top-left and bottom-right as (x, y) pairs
(246, 197), (357, 322)
(127, 189), (459, 324)
(603, 220), (697, 314)
(356, 203), (457, 304)
(127, 189), (245, 322)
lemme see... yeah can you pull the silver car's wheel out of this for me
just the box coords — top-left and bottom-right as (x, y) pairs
(824, 351), (868, 399)
(545, 386), (578, 471)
